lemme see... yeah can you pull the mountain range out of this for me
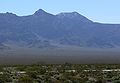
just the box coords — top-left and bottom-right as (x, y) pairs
(0, 9), (120, 50)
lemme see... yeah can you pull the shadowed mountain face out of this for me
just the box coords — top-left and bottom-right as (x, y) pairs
(0, 9), (120, 49)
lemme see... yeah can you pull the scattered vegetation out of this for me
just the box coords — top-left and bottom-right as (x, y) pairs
(0, 64), (120, 83)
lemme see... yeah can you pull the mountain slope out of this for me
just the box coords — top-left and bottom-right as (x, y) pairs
(0, 9), (120, 49)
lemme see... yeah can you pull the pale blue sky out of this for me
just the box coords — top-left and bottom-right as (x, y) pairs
(0, 0), (120, 23)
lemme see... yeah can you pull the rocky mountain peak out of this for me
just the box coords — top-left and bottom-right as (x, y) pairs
(34, 9), (48, 16)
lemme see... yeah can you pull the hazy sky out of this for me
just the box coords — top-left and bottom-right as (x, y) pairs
(0, 0), (120, 23)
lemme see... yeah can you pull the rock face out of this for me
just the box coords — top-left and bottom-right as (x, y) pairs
(0, 9), (120, 49)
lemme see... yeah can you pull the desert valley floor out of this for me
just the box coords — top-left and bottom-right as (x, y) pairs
(0, 47), (120, 64)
